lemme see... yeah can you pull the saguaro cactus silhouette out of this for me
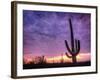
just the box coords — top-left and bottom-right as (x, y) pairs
(65, 19), (80, 63)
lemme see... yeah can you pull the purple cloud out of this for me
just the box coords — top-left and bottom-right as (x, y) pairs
(23, 10), (91, 57)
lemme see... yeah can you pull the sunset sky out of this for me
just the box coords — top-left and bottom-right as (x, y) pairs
(24, 53), (91, 64)
(23, 10), (91, 63)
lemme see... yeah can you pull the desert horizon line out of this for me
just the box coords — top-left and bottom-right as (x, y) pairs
(23, 53), (90, 64)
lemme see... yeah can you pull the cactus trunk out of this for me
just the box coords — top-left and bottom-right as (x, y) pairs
(69, 18), (75, 52)
(72, 56), (77, 63)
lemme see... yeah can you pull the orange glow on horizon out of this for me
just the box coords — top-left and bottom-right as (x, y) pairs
(24, 53), (91, 64)
(46, 55), (72, 63)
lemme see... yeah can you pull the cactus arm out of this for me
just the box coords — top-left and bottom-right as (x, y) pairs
(77, 40), (80, 54)
(65, 40), (73, 54)
(75, 39), (80, 55)
(65, 52), (72, 58)
(75, 39), (78, 53)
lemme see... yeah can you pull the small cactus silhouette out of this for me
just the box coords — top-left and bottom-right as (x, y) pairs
(65, 19), (80, 63)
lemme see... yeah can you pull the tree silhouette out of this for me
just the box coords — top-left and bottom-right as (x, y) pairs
(35, 55), (46, 64)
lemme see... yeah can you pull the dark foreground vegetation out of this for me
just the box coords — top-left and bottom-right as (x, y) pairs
(23, 61), (90, 69)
